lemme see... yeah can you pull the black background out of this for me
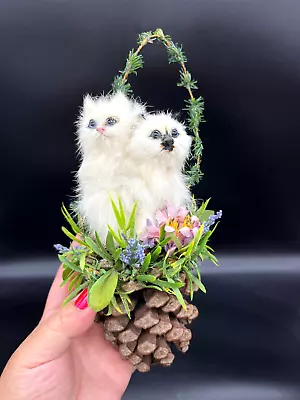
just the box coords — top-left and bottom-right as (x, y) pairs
(1, 0), (300, 260)
(1, 2), (300, 399)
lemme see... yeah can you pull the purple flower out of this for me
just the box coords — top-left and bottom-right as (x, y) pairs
(203, 210), (223, 233)
(120, 238), (145, 267)
(53, 244), (69, 254)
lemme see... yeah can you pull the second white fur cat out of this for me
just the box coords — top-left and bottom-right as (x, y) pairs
(76, 92), (145, 241)
(126, 112), (192, 233)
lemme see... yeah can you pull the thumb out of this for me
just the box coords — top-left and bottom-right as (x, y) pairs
(12, 289), (96, 369)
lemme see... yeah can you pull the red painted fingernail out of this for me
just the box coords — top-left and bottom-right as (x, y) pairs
(75, 288), (89, 310)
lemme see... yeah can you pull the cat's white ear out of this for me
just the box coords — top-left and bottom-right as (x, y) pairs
(83, 94), (95, 110)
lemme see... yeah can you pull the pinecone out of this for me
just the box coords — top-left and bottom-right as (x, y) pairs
(100, 276), (199, 372)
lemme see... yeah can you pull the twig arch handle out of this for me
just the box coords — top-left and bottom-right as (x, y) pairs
(111, 28), (204, 186)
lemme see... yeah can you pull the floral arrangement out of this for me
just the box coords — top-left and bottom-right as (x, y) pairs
(56, 199), (221, 313)
(54, 28), (222, 372)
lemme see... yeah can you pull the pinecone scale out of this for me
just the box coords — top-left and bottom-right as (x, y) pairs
(101, 286), (199, 372)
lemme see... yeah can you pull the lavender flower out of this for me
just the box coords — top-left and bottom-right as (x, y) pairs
(216, 210), (223, 219)
(203, 210), (223, 233)
(120, 238), (145, 267)
(53, 244), (69, 254)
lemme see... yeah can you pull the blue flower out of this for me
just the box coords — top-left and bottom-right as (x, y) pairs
(53, 244), (69, 254)
(120, 238), (145, 268)
(203, 210), (222, 233)
(216, 210), (223, 219)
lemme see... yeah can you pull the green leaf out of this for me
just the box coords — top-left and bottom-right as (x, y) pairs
(172, 287), (186, 310)
(88, 270), (119, 312)
(85, 236), (106, 258)
(95, 232), (113, 260)
(199, 210), (214, 222)
(118, 196), (126, 229)
(167, 258), (187, 277)
(186, 224), (204, 259)
(203, 248), (219, 266)
(194, 262), (201, 280)
(181, 266), (194, 300)
(110, 196), (125, 230)
(151, 245), (162, 262)
(119, 293), (131, 318)
(136, 274), (157, 283)
(62, 282), (88, 306)
(191, 230), (212, 259)
(60, 269), (76, 287)
(170, 233), (182, 250)
(61, 203), (81, 234)
(58, 255), (81, 272)
(105, 302), (113, 316)
(184, 265), (206, 294)
(79, 253), (86, 271)
(61, 227), (87, 247)
(171, 257), (187, 269)
(126, 202), (137, 236)
(62, 266), (72, 281)
(159, 225), (166, 242)
(155, 279), (184, 290)
(139, 284), (163, 291)
(140, 252), (151, 273)
(206, 245), (215, 252)
(108, 225), (126, 248)
(162, 250), (170, 276)
(106, 231), (116, 257)
(114, 248), (122, 263)
(159, 236), (172, 247)
(68, 273), (81, 292)
(196, 198), (210, 217)
(111, 296), (122, 314)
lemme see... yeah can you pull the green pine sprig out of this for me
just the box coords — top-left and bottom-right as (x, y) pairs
(111, 28), (205, 186)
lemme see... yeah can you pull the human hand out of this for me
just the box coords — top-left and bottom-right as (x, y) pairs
(0, 264), (133, 400)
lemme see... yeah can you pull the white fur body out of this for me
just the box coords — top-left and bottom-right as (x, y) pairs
(125, 113), (192, 233)
(76, 92), (145, 240)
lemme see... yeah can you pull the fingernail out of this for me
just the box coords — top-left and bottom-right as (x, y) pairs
(75, 288), (89, 310)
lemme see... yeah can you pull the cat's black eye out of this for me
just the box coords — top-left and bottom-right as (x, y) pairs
(171, 128), (179, 138)
(105, 117), (117, 126)
(88, 119), (97, 129)
(150, 130), (162, 140)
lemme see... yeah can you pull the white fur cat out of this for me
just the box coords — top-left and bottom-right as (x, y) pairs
(76, 91), (145, 240)
(125, 112), (192, 233)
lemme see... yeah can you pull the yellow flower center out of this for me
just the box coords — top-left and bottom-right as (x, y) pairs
(167, 215), (193, 234)
(168, 219), (180, 232)
(182, 215), (193, 229)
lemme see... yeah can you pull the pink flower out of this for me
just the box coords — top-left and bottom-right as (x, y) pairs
(140, 203), (204, 251)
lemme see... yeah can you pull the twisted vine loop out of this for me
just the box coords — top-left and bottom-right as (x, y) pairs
(111, 28), (204, 187)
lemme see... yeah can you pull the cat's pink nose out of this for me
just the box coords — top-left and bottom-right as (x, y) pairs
(96, 127), (105, 133)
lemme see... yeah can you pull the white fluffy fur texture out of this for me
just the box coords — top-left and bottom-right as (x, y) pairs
(125, 112), (192, 233)
(76, 92), (145, 241)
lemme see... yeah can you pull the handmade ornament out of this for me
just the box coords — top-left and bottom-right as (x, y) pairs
(55, 28), (222, 372)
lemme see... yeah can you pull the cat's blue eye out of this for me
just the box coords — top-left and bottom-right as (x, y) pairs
(171, 128), (179, 138)
(150, 130), (162, 140)
(105, 117), (117, 126)
(88, 119), (97, 129)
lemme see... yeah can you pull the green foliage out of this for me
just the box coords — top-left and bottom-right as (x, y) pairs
(177, 70), (198, 90)
(62, 282), (88, 306)
(88, 270), (119, 312)
(125, 49), (143, 75)
(140, 252), (151, 273)
(58, 197), (220, 318)
(111, 75), (132, 95)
